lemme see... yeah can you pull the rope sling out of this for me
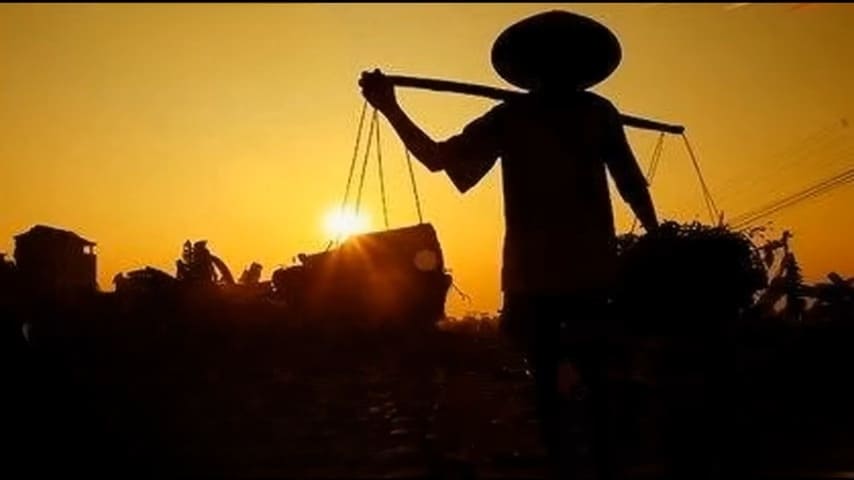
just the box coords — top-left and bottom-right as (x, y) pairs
(336, 94), (721, 243)
(333, 100), (427, 250)
(631, 132), (721, 233)
(329, 76), (723, 309)
(332, 100), (469, 302)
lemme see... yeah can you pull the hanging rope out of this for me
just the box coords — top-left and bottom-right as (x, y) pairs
(450, 280), (472, 304)
(341, 101), (368, 212)
(374, 109), (390, 229)
(336, 103), (425, 244)
(355, 109), (378, 214)
(647, 133), (666, 184)
(404, 148), (425, 224)
(681, 133), (720, 224)
(625, 132), (722, 231)
(630, 132), (666, 234)
(326, 101), (369, 250)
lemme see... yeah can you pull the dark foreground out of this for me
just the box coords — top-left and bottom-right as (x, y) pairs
(3, 298), (854, 479)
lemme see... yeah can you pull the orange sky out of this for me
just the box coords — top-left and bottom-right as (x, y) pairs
(1, 3), (852, 315)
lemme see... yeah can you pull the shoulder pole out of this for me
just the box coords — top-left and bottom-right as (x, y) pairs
(385, 74), (685, 135)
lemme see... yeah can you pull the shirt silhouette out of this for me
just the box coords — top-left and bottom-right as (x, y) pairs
(360, 73), (656, 295)
(436, 89), (650, 294)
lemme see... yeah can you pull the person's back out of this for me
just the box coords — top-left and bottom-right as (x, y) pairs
(438, 89), (648, 296)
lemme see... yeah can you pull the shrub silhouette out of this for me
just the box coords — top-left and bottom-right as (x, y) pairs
(615, 221), (768, 336)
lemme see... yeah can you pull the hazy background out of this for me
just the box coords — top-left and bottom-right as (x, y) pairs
(2, 3), (852, 315)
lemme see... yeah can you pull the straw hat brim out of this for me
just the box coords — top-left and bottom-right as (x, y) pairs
(491, 10), (622, 91)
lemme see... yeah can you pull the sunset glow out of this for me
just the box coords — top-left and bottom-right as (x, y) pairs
(324, 208), (370, 240)
(1, 4), (852, 315)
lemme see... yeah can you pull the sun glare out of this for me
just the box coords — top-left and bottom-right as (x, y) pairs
(324, 208), (370, 240)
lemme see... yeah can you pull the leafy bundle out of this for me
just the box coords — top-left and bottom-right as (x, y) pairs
(614, 221), (768, 335)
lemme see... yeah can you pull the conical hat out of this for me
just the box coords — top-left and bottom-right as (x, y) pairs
(491, 10), (622, 91)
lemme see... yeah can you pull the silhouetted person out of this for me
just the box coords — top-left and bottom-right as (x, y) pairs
(361, 10), (658, 479)
(239, 262), (263, 286)
(176, 240), (193, 282)
(176, 240), (219, 285)
(192, 241), (216, 283)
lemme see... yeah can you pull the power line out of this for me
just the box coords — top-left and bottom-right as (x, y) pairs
(716, 134), (853, 208)
(730, 166), (854, 229)
(730, 169), (853, 228)
(730, 166), (853, 226)
(724, 144), (854, 214)
(711, 118), (850, 205)
(731, 177), (852, 230)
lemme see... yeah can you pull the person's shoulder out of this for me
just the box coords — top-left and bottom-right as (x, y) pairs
(462, 98), (515, 130)
(483, 93), (545, 123)
(581, 90), (618, 112)
(579, 91), (623, 128)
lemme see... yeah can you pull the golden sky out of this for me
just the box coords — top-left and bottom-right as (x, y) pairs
(1, 3), (852, 315)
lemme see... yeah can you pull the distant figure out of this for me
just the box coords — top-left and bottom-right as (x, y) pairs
(361, 10), (658, 479)
(176, 240), (194, 282)
(239, 262), (263, 285)
(192, 241), (216, 283)
(176, 240), (231, 285)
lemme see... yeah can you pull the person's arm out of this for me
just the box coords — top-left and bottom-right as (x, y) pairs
(360, 69), (443, 172)
(627, 186), (659, 233)
(383, 103), (444, 172)
(360, 69), (501, 193)
(601, 99), (659, 232)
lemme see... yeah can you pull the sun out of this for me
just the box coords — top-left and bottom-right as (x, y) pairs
(324, 208), (371, 240)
